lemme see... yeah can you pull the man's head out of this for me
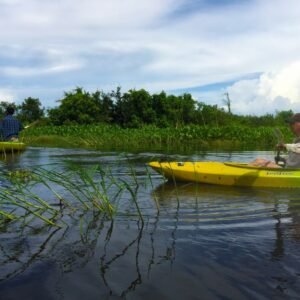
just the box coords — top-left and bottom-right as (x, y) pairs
(286, 113), (300, 136)
(6, 106), (15, 115)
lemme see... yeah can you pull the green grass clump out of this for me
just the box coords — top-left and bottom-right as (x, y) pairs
(0, 164), (146, 228)
(8, 169), (34, 183)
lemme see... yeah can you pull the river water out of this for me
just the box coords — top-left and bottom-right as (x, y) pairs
(0, 147), (299, 299)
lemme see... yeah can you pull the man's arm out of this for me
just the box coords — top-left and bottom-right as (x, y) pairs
(285, 143), (300, 153)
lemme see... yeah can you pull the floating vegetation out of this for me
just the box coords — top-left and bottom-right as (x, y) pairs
(8, 169), (35, 183)
(21, 124), (294, 150)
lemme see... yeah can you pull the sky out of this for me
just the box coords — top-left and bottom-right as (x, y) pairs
(0, 0), (300, 115)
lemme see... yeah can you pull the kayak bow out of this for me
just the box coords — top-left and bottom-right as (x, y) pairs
(148, 161), (300, 188)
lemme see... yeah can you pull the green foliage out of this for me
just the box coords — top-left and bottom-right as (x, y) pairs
(22, 124), (293, 150)
(20, 85), (296, 150)
(275, 110), (293, 124)
(48, 87), (114, 125)
(18, 97), (44, 124)
(8, 169), (34, 182)
(1, 86), (295, 130)
(114, 89), (155, 127)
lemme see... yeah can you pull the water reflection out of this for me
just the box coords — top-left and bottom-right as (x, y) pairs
(152, 182), (300, 296)
(0, 212), (179, 298)
(271, 205), (284, 261)
(0, 152), (22, 169)
(154, 181), (300, 228)
(99, 220), (144, 297)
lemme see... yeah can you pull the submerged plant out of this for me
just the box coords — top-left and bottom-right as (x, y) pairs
(8, 169), (35, 183)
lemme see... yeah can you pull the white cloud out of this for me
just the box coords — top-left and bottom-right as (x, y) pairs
(0, 47), (84, 77)
(0, 0), (300, 112)
(3, 61), (83, 77)
(3, 64), (80, 77)
(228, 61), (300, 115)
(0, 0), (177, 35)
(0, 89), (15, 102)
(264, 62), (300, 102)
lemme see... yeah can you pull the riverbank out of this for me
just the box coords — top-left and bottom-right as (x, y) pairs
(21, 124), (292, 151)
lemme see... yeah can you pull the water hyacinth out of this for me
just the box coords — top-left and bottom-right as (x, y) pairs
(21, 124), (293, 151)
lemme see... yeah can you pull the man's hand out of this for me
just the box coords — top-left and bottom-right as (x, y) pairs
(276, 143), (286, 151)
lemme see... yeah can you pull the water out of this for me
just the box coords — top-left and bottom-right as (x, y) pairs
(0, 147), (300, 299)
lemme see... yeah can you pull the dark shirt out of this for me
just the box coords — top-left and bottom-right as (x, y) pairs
(0, 115), (23, 140)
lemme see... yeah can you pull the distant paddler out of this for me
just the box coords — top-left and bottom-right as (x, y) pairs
(0, 106), (23, 142)
(249, 113), (300, 168)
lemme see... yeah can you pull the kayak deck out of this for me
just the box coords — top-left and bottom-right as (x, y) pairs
(148, 161), (300, 188)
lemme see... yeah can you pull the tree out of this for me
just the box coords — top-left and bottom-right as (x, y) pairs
(114, 89), (156, 127)
(195, 102), (227, 126)
(90, 90), (114, 123)
(223, 92), (231, 114)
(181, 93), (197, 124)
(151, 92), (197, 127)
(48, 87), (115, 125)
(48, 87), (98, 125)
(151, 91), (170, 127)
(18, 97), (44, 124)
(275, 110), (293, 125)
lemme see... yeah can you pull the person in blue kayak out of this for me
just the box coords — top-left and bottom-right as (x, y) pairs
(250, 113), (300, 168)
(0, 106), (23, 141)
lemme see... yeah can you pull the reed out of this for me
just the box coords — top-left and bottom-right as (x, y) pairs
(0, 188), (59, 226)
(0, 209), (15, 222)
(145, 166), (160, 213)
(0, 163), (150, 227)
(120, 180), (144, 224)
(33, 166), (119, 216)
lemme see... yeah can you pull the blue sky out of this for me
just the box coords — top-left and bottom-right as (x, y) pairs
(0, 0), (300, 115)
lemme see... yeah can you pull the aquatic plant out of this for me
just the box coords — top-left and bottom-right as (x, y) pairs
(8, 169), (34, 182)
(21, 124), (293, 151)
(0, 163), (150, 228)
(0, 186), (59, 226)
(32, 166), (121, 217)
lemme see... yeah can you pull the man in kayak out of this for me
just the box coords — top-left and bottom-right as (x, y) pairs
(279, 113), (300, 168)
(0, 106), (23, 141)
(249, 113), (300, 168)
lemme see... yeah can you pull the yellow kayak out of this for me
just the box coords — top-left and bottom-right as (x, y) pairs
(0, 142), (26, 152)
(148, 161), (300, 188)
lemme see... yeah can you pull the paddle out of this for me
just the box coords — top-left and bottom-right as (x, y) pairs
(24, 120), (40, 129)
(273, 128), (286, 167)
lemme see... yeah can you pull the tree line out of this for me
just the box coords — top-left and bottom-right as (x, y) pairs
(0, 87), (294, 128)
